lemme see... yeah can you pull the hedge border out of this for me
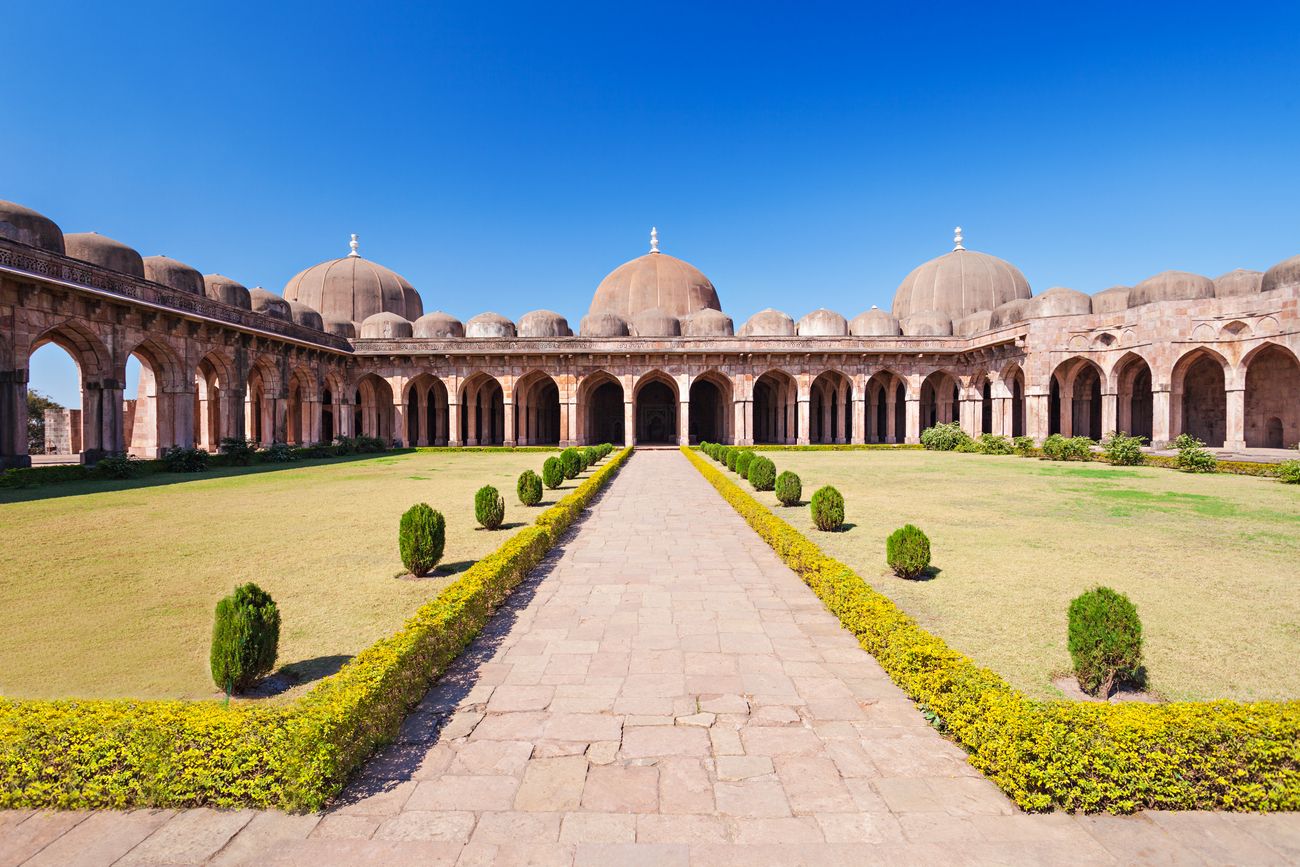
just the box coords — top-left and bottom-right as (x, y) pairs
(747, 443), (924, 452)
(0, 447), (632, 811)
(681, 446), (1300, 813)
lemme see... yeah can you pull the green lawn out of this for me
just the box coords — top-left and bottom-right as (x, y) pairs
(0, 451), (569, 701)
(745, 450), (1300, 702)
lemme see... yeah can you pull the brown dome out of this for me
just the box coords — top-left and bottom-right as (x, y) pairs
(579, 311), (630, 337)
(64, 232), (144, 278)
(250, 287), (291, 321)
(1128, 270), (1214, 308)
(1030, 286), (1092, 318)
(0, 200), (64, 253)
(413, 311), (464, 338)
(849, 307), (901, 337)
(893, 233), (1031, 321)
(1262, 254), (1300, 294)
(359, 311), (413, 339)
(284, 238), (423, 323)
(466, 312), (516, 338)
(286, 300), (324, 331)
(203, 274), (252, 310)
(989, 298), (1031, 329)
(323, 316), (356, 339)
(143, 256), (204, 295)
(517, 310), (572, 338)
(680, 308), (734, 337)
(739, 309), (796, 337)
(631, 308), (681, 337)
(954, 310), (994, 337)
(1091, 286), (1130, 314)
(589, 238), (721, 319)
(1214, 269), (1263, 298)
(901, 310), (953, 336)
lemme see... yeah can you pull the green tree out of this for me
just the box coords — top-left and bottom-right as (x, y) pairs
(26, 389), (63, 453)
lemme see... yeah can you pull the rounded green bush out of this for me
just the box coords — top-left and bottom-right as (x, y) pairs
(734, 449), (755, 478)
(475, 485), (506, 530)
(1279, 459), (1300, 484)
(886, 524), (931, 579)
(1068, 586), (1143, 698)
(560, 447), (582, 479)
(718, 445), (731, 465)
(920, 421), (972, 451)
(399, 502), (446, 576)
(774, 470), (802, 506)
(723, 447), (737, 471)
(747, 455), (776, 491)
(517, 470), (543, 506)
(581, 446), (598, 468)
(809, 485), (845, 531)
(542, 456), (564, 489)
(210, 582), (280, 693)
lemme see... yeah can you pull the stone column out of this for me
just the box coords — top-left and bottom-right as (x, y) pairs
(742, 398), (754, 446)
(623, 400), (634, 447)
(679, 399), (690, 446)
(797, 398), (811, 446)
(1224, 387), (1246, 451)
(1058, 395), (1073, 437)
(904, 397), (921, 444)
(417, 387), (430, 446)
(466, 386), (479, 446)
(959, 397), (978, 437)
(835, 382), (849, 444)
(0, 370), (30, 468)
(885, 389), (898, 444)
(1026, 390), (1050, 443)
(503, 399), (516, 447)
(1151, 388), (1172, 447)
(447, 400), (462, 446)
(850, 384), (865, 444)
(820, 393), (832, 444)
(1101, 391), (1118, 439)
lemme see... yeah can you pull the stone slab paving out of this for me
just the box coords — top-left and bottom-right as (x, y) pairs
(4, 449), (1299, 865)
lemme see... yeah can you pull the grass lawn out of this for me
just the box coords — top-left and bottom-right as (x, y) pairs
(0, 450), (574, 701)
(744, 449), (1300, 702)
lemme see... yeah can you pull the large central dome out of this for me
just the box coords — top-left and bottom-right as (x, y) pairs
(284, 234), (423, 327)
(892, 228), (1031, 321)
(588, 229), (721, 319)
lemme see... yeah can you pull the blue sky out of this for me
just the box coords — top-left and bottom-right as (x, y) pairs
(10, 1), (1299, 404)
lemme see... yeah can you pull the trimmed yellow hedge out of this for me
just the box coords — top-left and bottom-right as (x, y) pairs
(681, 446), (1300, 813)
(0, 448), (632, 811)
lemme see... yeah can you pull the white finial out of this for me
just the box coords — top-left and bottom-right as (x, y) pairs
(953, 226), (965, 251)
(348, 233), (360, 258)
(649, 227), (659, 253)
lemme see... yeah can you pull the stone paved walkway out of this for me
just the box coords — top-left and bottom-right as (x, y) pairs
(3, 449), (1299, 865)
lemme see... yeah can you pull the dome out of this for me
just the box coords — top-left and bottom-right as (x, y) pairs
(631, 308), (681, 337)
(989, 298), (1031, 329)
(283, 237), (423, 324)
(1262, 254), (1300, 294)
(901, 310), (953, 337)
(0, 200), (64, 252)
(413, 311), (464, 339)
(680, 308), (734, 337)
(203, 274), (252, 310)
(1128, 270), (1214, 308)
(250, 287), (291, 321)
(323, 316), (356, 339)
(359, 311), (413, 339)
(739, 308), (796, 337)
(1091, 286), (1130, 314)
(1030, 286), (1092, 318)
(286, 299), (324, 331)
(797, 309), (848, 336)
(849, 307), (901, 337)
(579, 311), (630, 337)
(954, 310), (993, 337)
(1214, 269), (1263, 298)
(63, 232), (144, 278)
(143, 255), (203, 295)
(517, 310), (572, 338)
(465, 312), (516, 338)
(589, 233), (721, 319)
(892, 231), (1031, 321)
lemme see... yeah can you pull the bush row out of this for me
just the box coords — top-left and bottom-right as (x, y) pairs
(680, 446), (1300, 813)
(0, 448), (633, 810)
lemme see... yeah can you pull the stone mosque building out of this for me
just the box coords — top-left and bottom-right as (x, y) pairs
(1, 197), (1297, 468)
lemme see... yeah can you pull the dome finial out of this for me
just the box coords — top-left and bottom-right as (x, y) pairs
(348, 233), (360, 258)
(649, 226), (659, 254)
(953, 226), (965, 251)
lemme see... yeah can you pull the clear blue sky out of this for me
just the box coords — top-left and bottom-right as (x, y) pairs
(10, 1), (1299, 405)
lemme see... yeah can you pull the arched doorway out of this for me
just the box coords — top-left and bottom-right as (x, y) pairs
(578, 372), (624, 445)
(124, 340), (181, 458)
(26, 335), (94, 462)
(403, 374), (449, 446)
(515, 371), (561, 446)
(1244, 344), (1300, 449)
(980, 378), (994, 434)
(1000, 364), (1026, 438)
(689, 372), (732, 444)
(321, 387), (335, 443)
(634, 374), (678, 444)
(355, 374), (394, 442)
(1175, 351), (1227, 447)
(194, 353), (230, 452)
(460, 373), (503, 446)
(920, 371), (960, 429)
(1070, 365), (1103, 440)
(1114, 354), (1154, 442)
(809, 371), (852, 444)
(286, 368), (314, 446)
(753, 370), (797, 444)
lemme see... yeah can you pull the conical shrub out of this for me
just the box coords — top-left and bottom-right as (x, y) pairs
(542, 456), (564, 489)
(475, 485), (506, 530)
(210, 582), (280, 693)
(809, 485), (844, 531)
(517, 469), (543, 506)
(399, 502), (446, 576)
(886, 524), (930, 579)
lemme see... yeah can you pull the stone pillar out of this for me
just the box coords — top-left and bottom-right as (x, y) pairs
(623, 400), (634, 447)
(1026, 390), (1050, 443)
(742, 398), (754, 447)
(850, 386), (865, 444)
(885, 389), (898, 444)
(959, 398), (978, 437)
(85, 379), (125, 460)
(1101, 391), (1118, 439)
(797, 398), (811, 446)
(503, 400), (516, 447)
(1151, 388), (1172, 447)
(466, 386), (479, 446)
(0, 370), (30, 468)
(1058, 395), (1073, 437)
(835, 382), (849, 444)
(1224, 387), (1246, 451)
(417, 388), (430, 446)
(679, 400), (690, 446)
(820, 392), (832, 444)
(904, 397), (921, 444)
(448, 400), (462, 446)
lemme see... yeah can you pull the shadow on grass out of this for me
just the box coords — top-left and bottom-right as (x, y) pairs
(269, 654), (356, 694)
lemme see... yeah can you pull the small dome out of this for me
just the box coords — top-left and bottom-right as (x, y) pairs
(1262, 254), (1300, 294)
(739, 308), (796, 337)
(1091, 286), (1129, 314)
(286, 299), (324, 331)
(1128, 270), (1214, 308)
(465, 312), (516, 338)
(517, 309), (572, 338)
(143, 255), (204, 295)
(901, 310), (953, 337)
(579, 311), (630, 337)
(954, 310), (994, 337)
(250, 287), (291, 321)
(1214, 269), (1263, 298)
(680, 308), (734, 337)
(989, 297), (1031, 329)
(413, 311), (465, 339)
(203, 274), (252, 310)
(631, 308), (681, 337)
(849, 307), (901, 337)
(589, 236), (721, 319)
(797, 309), (848, 337)
(359, 311), (413, 339)
(1030, 286), (1092, 318)
(284, 237), (423, 323)
(893, 233), (1031, 320)
(63, 232), (144, 278)
(323, 316), (356, 339)
(0, 200), (64, 252)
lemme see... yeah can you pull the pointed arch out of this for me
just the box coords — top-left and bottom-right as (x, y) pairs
(1111, 351), (1154, 442)
(753, 368), (798, 445)
(809, 369), (853, 444)
(354, 373), (395, 442)
(194, 349), (235, 452)
(1172, 347), (1229, 447)
(403, 372), (450, 446)
(1049, 357), (1104, 439)
(633, 370), (679, 445)
(865, 368), (906, 443)
(514, 369), (562, 446)
(919, 369), (961, 431)
(689, 369), (733, 445)
(577, 370), (625, 446)
(458, 371), (504, 446)
(1242, 342), (1300, 449)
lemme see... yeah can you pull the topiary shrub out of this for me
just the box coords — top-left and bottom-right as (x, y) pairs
(560, 447), (582, 479)
(163, 446), (209, 473)
(725, 447), (740, 472)
(717, 445), (730, 465)
(747, 455), (776, 491)
(219, 437), (256, 466)
(1278, 459), (1300, 484)
(542, 456), (564, 489)
(475, 485), (506, 529)
(975, 433), (1013, 455)
(886, 524), (931, 579)
(210, 582), (281, 694)
(1174, 433), (1217, 473)
(734, 449), (755, 478)
(1012, 435), (1035, 457)
(774, 470), (802, 506)
(399, 503), (446, 576)
(1101, 431), (1147, 466)
(517, 469), (543, 506)
(920, 422), (972, 451)
(581, 446), (598, 468)
(1068, 586), (1143, 698)
(809, 485), (845, 531)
